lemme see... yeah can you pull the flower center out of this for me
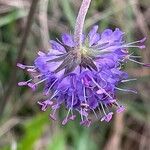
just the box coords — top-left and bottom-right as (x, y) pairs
(80, 47), (89, 56)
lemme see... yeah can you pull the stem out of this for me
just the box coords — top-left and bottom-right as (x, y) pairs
(0, 0), (39, 118)
(39, 0), (50, 50)
(74, 0), (92, 47)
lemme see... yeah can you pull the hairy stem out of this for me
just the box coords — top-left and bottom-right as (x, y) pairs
(74, 0), (92, 47)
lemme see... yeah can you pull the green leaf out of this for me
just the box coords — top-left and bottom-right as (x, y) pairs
(76, 130), (97, 150)
(60, 0), (75, 29)
(18, 112), (49, 150)
(47, 131), (66, 150)
(0, 9), (27, 27)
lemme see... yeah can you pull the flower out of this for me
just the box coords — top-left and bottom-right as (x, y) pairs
(17, 25), (148, 126)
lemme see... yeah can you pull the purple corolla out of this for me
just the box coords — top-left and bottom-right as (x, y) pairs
(18, 26), (147, 126)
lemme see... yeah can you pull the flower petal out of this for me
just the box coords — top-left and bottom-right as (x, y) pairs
(49, 40), (66, 51)
(88, 25), (99, 39)
(61, 33), (75, 47)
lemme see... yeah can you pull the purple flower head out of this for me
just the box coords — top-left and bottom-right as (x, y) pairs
(18, 25), (148, 126)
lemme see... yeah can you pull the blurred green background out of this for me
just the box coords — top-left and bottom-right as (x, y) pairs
(0, 0), (150, 150)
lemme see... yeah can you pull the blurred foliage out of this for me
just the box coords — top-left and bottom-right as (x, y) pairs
(0, 0), (150, 150)
(19, 112), (49, 150)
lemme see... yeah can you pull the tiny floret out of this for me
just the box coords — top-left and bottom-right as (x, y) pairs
(18, 26), (148, 126)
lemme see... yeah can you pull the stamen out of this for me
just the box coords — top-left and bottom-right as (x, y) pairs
(100, 102), (107, 116)
(83, 86), (87, 103)
(105, 112), (113, 122)
(81, 103), (89, 108)
(27, 83), (36, 90)
(17, 63), (35, 69)
(125, 37), (146, 45)
(122, 45), (145, 49)
(80, 108), (84, 121)
(50, 103), (60, 121)
(69, 115), (76, 120)
(80, 119), (91, 127)
(99, 74), (107, 88)
(82, 77), (90, 87)
(98, 106), (102, 118)
(45, 79), (58, 95)
(116, 105), (125, 113)
(117, 62), (122, 69)
(98, 106), (102, 115)
(129, 55), (141, 58)
(79, 105), (90, 123)
(37, 51), (46, 56)
(18, 82), (28, 86)
(114, 102), (125, 113)
(115, 87), (137, 94)
(62, 109), (70, 125)
(94, 40), (145, 54)
(27, 78), (47, 90)
(104, 104), (110, 113)
(37, 100), (53, 111)
(35, 78), (48, 85)
(143, 64), (150, 67)
(17, 63), (26, 69)
(96, 89), (105, 94)
(18, 79), (32, 86)
(50, 90), (59, 100)
(35, 74), (43, 78)
(92, 42), (110, 50)
(27, 68), (36, 72)
(100, 102), (114, 122)
(62, 93), (75, 125)
(121, 78), (137, 83)
(91, 77), (113, 99)
(92, 109), (98, 119)
(49, 112), (57, 121)
(128, 58), (146, 65)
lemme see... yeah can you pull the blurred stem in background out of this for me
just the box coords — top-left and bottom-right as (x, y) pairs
(60, 0), (75, 29)
(39, 0), (50, 50)
(0, 0), (39, 119)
